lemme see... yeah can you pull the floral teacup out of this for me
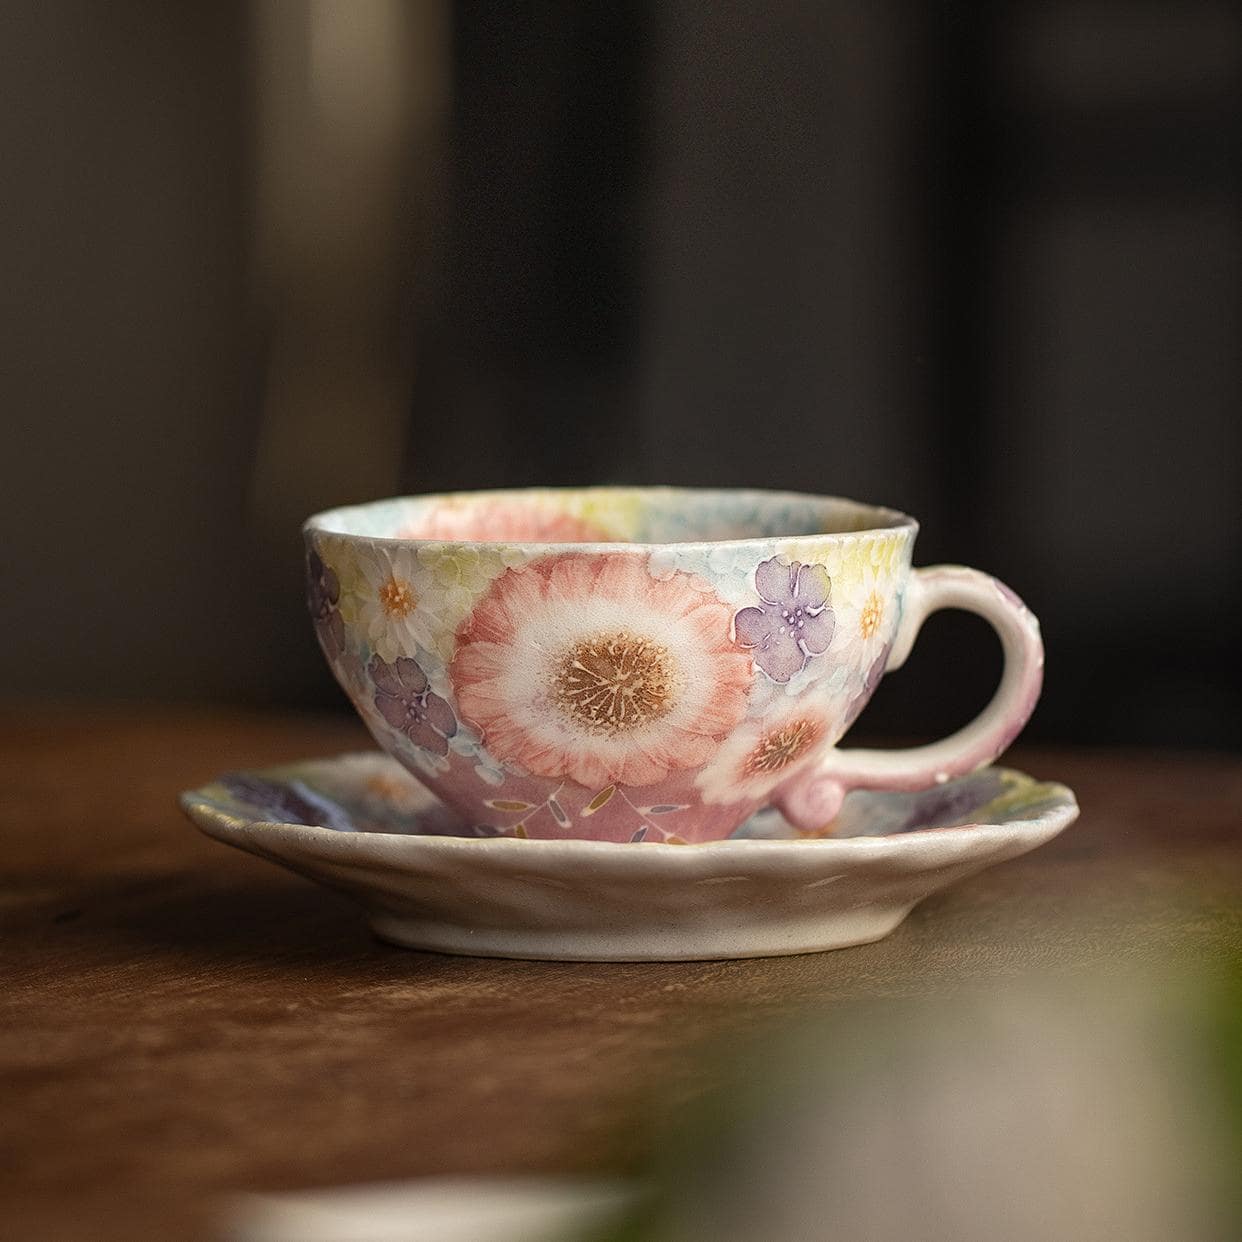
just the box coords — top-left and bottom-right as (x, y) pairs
(304, 487), (1043, 843)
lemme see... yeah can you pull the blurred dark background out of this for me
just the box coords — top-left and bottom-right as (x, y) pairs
(3, 1), (1239, 749)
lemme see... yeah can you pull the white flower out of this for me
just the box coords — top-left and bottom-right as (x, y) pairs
(829, 559), (899, 677)
(340, 544), (444, 666)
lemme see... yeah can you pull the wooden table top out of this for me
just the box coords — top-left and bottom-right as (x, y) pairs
(3, 704), (1240, 1240)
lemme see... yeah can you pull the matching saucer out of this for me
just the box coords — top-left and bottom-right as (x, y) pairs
(180, 754), (1078, 962)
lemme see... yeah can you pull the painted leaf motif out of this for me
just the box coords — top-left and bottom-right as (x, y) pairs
(642, 804), (687, 815)
(630, 826), (648, 843)
(548, 798), (571, 827)
(665, 834), (689, 846)
(485, 799), (535, 812)
(582, 786), (616, 816)
(474, 763), (505, 787)
(512, 823), (528, 838)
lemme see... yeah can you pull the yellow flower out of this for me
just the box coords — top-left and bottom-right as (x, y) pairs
(777, 531), (907, 590)
(830, 559), (899, 673)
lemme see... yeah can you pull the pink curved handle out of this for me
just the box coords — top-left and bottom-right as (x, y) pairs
(775, 565), (1044, 831)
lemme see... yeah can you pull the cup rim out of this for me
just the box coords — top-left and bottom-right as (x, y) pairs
(303, 485), (919, 552)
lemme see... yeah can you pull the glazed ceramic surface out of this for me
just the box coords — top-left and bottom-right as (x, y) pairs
(180, 753), (1078, 961)
(304, 488), (1043, 843)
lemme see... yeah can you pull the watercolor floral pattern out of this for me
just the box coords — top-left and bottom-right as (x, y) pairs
(411, 542), (526, 661)
(451, 554), (753, 788)
(734, 557), (835, 683)
(369, 655), (457, 756)
(301, 489), (931, 842)
(304, 532), (905, 839)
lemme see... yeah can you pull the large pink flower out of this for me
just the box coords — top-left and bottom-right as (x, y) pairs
(398, 499), (611, 543)
(451, 555), (753, 788)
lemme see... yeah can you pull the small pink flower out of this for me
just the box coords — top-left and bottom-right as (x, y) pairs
(696, 698), (836, 805)
(451, 554), (753, 788)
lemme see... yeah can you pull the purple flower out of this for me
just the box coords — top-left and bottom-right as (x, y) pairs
(220, 773), (357, 832)
(370, 655), (457, 756)
(734, 558), (835, 683)
(306, 548), (345, 659)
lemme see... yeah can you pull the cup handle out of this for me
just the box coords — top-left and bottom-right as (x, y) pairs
(773, 565), (1044, 830)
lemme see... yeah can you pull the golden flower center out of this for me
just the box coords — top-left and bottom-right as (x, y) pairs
(553, 632), (676, 735)
(743, 718), (822, 777)
(378, 576), (417, 618)
(859, 590), (884, 639)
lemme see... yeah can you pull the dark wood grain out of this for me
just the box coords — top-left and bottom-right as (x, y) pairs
(2, 705), (1240, 1240)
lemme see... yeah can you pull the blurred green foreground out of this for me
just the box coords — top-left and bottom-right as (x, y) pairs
(592, 954), (1242, 1242)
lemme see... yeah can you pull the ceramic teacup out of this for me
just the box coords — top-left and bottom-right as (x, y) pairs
(304, 487), (1043, 843)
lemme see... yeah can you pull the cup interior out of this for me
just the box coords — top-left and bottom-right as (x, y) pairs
(305, 487), (915, 546)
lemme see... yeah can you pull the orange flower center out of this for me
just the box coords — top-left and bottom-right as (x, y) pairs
(743, 718), (822, 777)
(859, 590), (883, 639)
(378, 576), (416, 618)
(553, 632), (676, 735)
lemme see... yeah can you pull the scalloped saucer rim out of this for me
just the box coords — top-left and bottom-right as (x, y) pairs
(180, 753), (1079, 961)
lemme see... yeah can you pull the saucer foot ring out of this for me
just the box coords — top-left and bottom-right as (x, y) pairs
(365, 905), (913, 962)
